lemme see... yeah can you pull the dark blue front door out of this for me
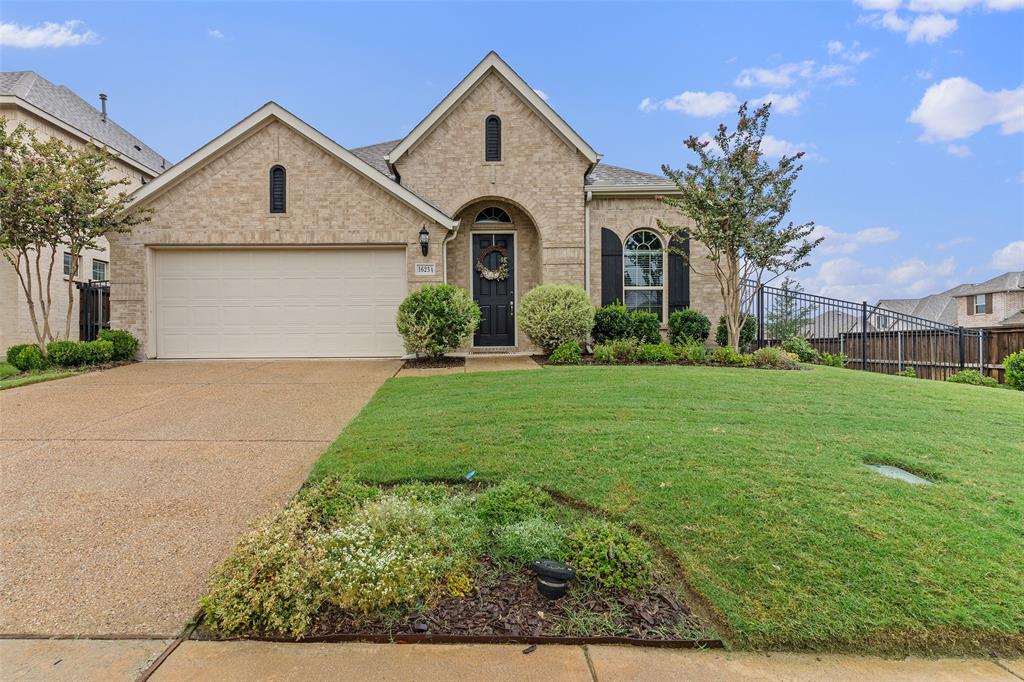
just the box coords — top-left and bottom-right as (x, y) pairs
(473, 233), (515, 347)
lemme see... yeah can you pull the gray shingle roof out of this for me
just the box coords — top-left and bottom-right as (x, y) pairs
(586, 163), (672, 187)
(350, 139), (400, 179)
(955, 271), (1024, 297)
(1, 71), (165, 175)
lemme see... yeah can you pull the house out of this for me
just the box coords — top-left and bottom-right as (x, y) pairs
(0, 71), (165, 350)
(113, 52), (722, 358)
(872, 284), (975, 331)
(954, 271), (1024, 329)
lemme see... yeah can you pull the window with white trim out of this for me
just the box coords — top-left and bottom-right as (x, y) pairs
(92, 259), (108, 281)
(974, 294), (986, 314)
(63, 253), (72, 276)
(623, 230), (664, 320)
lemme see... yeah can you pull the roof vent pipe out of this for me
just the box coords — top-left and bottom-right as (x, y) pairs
(99, 93), (107, 122)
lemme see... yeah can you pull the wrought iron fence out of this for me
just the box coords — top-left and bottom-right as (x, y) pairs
(742, 280), (986, 381)
(76, 280), (110, 342)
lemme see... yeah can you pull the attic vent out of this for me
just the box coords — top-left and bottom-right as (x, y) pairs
(134, 144), (142, 152)
(269, 165), (286, 213)
(485, 115), (501, 162)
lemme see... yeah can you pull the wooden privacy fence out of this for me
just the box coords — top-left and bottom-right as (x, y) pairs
(745, 281), (1021, 382)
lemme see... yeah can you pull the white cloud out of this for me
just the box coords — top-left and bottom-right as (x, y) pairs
(855, 0), (903, 9)
(0, 20), (98, 48)
(533, 89), (549, 101)
(907, 0), (1024, 10)
(208, 29), (224, 39)
(638, 97), (656, 112)
(735, 61), (815, 88)
(909, 77), (1024, 141)
(936, 236), (974, 250)
(827, 40), (872, 63)
(752, 92), (805, 114)
(916, 69), (934, 80)
(945, 143), (972, 156)
(991, 241), (1024, 270)
(803, 255), (957, 301)
(758, 134), (813, 159)
(860, 10), (958, 42)
(986, 0), (1024, 8)
(642, 91), (739, 117)
(813, 225), (900, 255)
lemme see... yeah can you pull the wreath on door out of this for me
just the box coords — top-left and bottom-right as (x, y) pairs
(475, 245), (510, 282)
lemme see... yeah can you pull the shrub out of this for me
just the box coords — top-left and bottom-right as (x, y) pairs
(781, 336), (819, 363)
(201, 501), (325, 637)
(298, 477), (380, 530)
(896, 367), (917, 378)
(7, 344), (34, 369)
(668, 308), (711, 345)
(750, 346), (799, 369)
(821, 352), (848, 368)
(78, 340), (114, 364)
(491, 517), (566, 567)
(677, 340), (708, 365)
(476, 480), (548, 527)
(98, 329), (139, 361)
(396, 284), (480, 358)
(519, 285), (594, 353)
(593, 339), (641, 364)
(592, 303), (633, 345)
(1003, 350), (1024, 390)
(710, 346), (746, 366)
(47, 341), (83, 367)
(715, 315), (757, 351)
(638, 342), (677, 363)
(947, 369), (999, 388)
(565, 519), (653, 590)
(629, 310), (662, 345)
(548, 341), (583, 366)
(13, 344), (47, 372)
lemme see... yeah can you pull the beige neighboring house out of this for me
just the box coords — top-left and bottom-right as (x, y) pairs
(114, 52), (723, 359)
(954, 271), (1024, 328)
(0, 71), (165, 350)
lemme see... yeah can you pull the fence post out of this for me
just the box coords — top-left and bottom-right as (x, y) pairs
(978, 330), (984, 375)
(757, 286), (765, 349)
(957, 327), (965, 370)
(897, 331), (903, 372)
(861, 301), (868, 371)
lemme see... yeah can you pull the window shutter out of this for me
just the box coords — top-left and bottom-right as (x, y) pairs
(668, 232), (690, 315)
(985, 293), (993, 314)
(600, 228), (623, 306)
(270, 166), (286, 213)
(485, 116), (501, 161)
(966, 297), (973, 316)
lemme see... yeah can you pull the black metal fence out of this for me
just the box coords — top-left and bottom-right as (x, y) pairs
(77, 280), (110, 342)
(743, 280), (986, 381)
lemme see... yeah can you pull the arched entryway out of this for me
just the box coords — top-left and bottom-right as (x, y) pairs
(448, 198), (542, 350)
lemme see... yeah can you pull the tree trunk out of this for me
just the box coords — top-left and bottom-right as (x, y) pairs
(722, 254), (742, 352)
(63, 250), (78, 341)
(11, 251), (47, 352)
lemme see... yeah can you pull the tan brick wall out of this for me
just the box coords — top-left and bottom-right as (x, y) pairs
(959, 290), (1024, 328)
(0, 105), (144, 349)
(588, 196), (724, 330)
(111, 119), (447, 356)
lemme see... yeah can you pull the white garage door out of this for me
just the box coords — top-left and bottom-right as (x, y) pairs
(154, 248), (406, 358)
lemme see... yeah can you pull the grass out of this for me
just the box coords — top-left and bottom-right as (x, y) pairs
(0, 361), (82, 390)
(310, 364), (1024, 655)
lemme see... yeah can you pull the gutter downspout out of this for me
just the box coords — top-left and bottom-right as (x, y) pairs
(584, 190), (593, 296)
(442, 219), (461, 282)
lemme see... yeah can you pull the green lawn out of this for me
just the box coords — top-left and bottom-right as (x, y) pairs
(0, 361), (81, 390)
(311, 365), (1023, 655)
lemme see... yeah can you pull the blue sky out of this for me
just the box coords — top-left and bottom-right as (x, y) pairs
(2, 1), (1022, 302)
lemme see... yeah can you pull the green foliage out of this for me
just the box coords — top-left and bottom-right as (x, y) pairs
(201, 501), (325, 638)
(548, 341), (583, 366)
(518, 285), (594, 353)
(896, 367), (917, 378)
(750, 346), (799, 369)
(593, 339), (641, 364)
(6, 344), (38, 371)
(592, 302), (633, 345)
(396, 284), (480, 358)
(947, 369), (999, 388)
(710, 346), (746, 366)
(46, 340), (83, 367)
(297, 477), (380, 530)
(677, 340), (709, 364)
(629, 310), (662, 345)
(638, 342), (677, 363)
(13, 344), (47, 371)
(476, 480), (548, 527)
(716, 315), (757, 351)
(1003, 350), (1024, 390)
(98, 329), (139, 360)
(781, 336), (819, 363)
(565, 519), (653, 590)
(78, 339), (113, 364)
(766, 277), (817, 341)
(491, 517), (566, 568)
(820, 352), (848, 368)
(668, 308), (711, 345)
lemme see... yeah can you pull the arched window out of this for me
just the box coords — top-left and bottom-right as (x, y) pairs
(270, 165), (286, 213)
(485, 115), (501, 161)
(624, 230), (664, 320)
(475, 206), (511, 224)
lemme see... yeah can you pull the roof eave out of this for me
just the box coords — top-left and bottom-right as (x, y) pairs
(586, 184), (680, 196)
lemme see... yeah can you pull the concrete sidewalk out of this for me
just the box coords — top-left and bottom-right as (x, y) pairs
(2, 639), (1019, 682)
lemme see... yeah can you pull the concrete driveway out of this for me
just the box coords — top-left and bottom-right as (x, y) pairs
(0, 359), (399, 637)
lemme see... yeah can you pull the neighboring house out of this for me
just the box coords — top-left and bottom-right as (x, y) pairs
(954, 271), (1024, 329)
(0, 71), (165, 349)
(114, 52), (723, 359)
(872, 284), (975, 331)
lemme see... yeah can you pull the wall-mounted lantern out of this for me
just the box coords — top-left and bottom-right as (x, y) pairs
(419, 225), (430, 256)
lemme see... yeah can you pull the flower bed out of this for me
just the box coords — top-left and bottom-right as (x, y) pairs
(196, 479), (718, 645)
(544, 340), (804, 370)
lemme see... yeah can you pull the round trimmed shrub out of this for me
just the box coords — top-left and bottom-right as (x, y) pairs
(47, 340), (83, 367)
(6, 344), (36, 371)
(98, 329), (139, 361)
(14, 344), (47, 372)
(630, 310), (662, 345)
(715, 315), (757, 351)
(592, 303), (633, 344)
(519, 285), (594, 353)
(781, 335), (819, 363)
(565, 519), (653, 590)
(668, 308), (711, 345)
(1003, 350), (1023, 390)
(638, 343), (677, 363)
(79, 340), (114, 364)
(548, 341), (582, 366)
(947, 369), (999, 388)
(396, 284), (480, 358)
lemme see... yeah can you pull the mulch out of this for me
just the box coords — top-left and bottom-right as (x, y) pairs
(402, 356), (466, 370)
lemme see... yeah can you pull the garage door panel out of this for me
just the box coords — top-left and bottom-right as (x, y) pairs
(155, 249), (406, 358)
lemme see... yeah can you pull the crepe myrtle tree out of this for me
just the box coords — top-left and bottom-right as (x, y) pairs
(0, 119), (151, 351)
(657, 103), (821, 352)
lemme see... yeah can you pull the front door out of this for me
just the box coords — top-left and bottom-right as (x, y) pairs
(473, 233), (515, 347)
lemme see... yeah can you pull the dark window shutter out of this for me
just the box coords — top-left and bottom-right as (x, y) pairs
(485, 116), (501, 161)
(270, 166), (286, 213)
(668, 232), (690, 315)
(966, 297), (974, 316)
(600, 228), (623, 306)
(985, 293), (993, 314)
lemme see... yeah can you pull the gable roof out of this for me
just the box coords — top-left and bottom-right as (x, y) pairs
(876, 283), (976, 326)
(385, 52), (600, 171)
(0, 71), (165, 176)
(954, 271), (1024, 297)
(128, 103), (457, 229)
